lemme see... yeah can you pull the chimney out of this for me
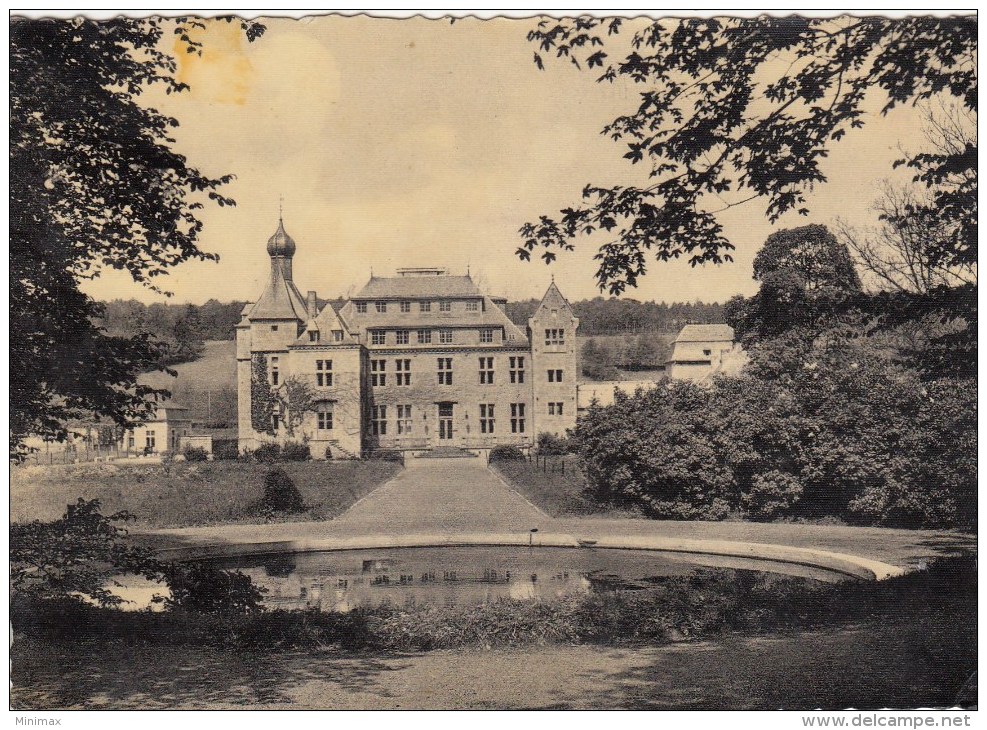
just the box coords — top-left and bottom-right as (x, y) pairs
(306, 291), (318, 319)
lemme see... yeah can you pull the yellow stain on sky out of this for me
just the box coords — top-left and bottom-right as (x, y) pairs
(173, 20), (252, 106)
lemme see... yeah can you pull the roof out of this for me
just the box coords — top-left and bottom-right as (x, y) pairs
(352, 275), (487, 300)
(267, 218), (297, 257)
(248, 266), (307, 321)
(674, 324), (735, 343)
(530, 280), (575, 320)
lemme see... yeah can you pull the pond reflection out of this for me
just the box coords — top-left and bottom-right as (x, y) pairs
(197, 546), (841, 612)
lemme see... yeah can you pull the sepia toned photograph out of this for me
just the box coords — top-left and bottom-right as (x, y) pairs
(9, 9), (977, 715)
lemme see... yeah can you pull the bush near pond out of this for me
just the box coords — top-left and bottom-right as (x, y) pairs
(10, 558), (976, 661)
(10, 460), (402, 528)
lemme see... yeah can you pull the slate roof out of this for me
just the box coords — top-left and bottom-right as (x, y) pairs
(248, 268), (308, 321)
(353, 275), (486, 300)
(674, 324), (735, 343)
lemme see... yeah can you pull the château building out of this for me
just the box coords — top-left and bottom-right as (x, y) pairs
(236, 219), (579, 458)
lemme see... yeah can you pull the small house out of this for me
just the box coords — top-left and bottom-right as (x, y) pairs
(666, 324), (742, 382)
(120, 401), (193, 455)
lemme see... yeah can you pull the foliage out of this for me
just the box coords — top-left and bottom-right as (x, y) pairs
(519, 16), (976, 294)
(10, 498), (161, 606)
(365, 449), (405, 462)
(9, 17), (264, 459)
(211, 440), (239, 461)
(262, 467), (305, 513)
(728, 225), (862, 344)
(280, 441), (312, 462)
(536, 432), (572, 455)
(273, 376), (316, 439)
(251, 442), (281, 464)
(250, 355), (275, 435)
(488, 444), (526, 462)
(182, 446), (209, 463)
(99, 298), (248, 345)
(572, 384), (733, 520)
(741, 470), (804, 521)
(508, 297), (725, 334)
(160, 562), (265, 615)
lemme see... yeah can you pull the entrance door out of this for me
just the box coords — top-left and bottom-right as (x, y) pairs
(438, 403), (454, 440)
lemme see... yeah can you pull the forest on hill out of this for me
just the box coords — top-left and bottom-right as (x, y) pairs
(98, 296), (725, 365)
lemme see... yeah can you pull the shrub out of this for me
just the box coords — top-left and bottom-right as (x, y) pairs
(162, 562), (265, 614)
(366, 449), (403, 462)
(280, 441), (312, 461)
(536, 432), (571, 455)
(742, 470), (803, 520)
(262, 467), (304, 512)
(211, 440), (239, 461)
(489, 444), (525, 462)
(252, 442), (281, 464)
(182, 446), (209, 463)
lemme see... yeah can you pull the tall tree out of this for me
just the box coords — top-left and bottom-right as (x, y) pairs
(10, 16), (264, 458)
(518, 15), (976, 294)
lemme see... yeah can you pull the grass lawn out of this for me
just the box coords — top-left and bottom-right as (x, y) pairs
(492, 455), (638, 518)
(10, 460), (402, 529)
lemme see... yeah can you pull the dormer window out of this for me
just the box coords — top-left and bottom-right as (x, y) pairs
(420, 301), (432, 312)
(375, 301), (387, 313)
(332, 330), (343, 342)
(466, 301), (479, 312)
(356, 302), (367, 313)
(439, 301), (452, 312)
(400, 301), (411, 313)
(309, 331), (319, 342)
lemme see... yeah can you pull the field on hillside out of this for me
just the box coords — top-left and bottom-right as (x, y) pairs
(139, 341), (237, 425)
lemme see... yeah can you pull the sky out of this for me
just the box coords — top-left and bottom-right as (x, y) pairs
(77, 12), (938, 306)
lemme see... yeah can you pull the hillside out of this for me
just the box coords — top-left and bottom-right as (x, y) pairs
(139, 341), (237, 426)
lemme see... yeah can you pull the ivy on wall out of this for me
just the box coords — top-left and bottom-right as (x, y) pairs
(250, 354), (276, 435)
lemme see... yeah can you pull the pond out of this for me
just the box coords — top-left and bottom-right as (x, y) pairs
(114, 545), (849, 612)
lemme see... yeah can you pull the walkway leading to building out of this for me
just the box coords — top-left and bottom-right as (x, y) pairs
(331, 456), (548, 534)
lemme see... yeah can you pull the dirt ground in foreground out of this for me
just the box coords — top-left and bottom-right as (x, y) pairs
(12, 620), (974, 711)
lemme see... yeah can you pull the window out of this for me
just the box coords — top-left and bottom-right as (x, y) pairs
(510, 403), (526, 434)
(309, 330), (319, 342)
(395, 330), (409, 345)
(316, 359), (333, 387)
(356, 302), (367, 313)
(371, 359), (387, 387)
(371, 330), (386, 346)
(417, 329), (432, 344)
(400, 301), (411, 313)
(479, 357), (494, 384)
(437, 357), (453, 385)
(372, 405), (387, 436)
(439, 329), (453, 344)
(270, 357), (279, 386)
(146, 430), (156, 449)
(332, 330), (344, 342)
(548, 402), (564, 416)
(480, 404), (495, 434)
(271, 325), (278, 332)
(480, 328), (494, 344)
(509, 356), (525, 384)
(127, 434), (135, 449)
(397, 404), (413, 434)
(548, 369), (563, 383)
(545, 328), (565, 346)
(375, 301), (387, 313)
(439, 301), (452, 312)
(396, 359), (411, 386)
(466, 301), (479, 312)
(703, 349), (712, 356)
(317, 403), (334, 431)
(420, 301), (432, 312)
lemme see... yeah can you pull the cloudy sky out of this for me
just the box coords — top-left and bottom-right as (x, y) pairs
(79, 12), (933, 306)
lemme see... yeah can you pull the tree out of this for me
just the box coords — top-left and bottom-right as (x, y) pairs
(518, 15), (976, 294)
(10, 16), (265, 458)
(10, 498), (161, 606)
(835, 105), (978, 294)
(728, 225), (861, 343)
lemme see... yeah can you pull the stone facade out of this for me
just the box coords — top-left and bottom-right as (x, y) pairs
(236, 221), (578, 458)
